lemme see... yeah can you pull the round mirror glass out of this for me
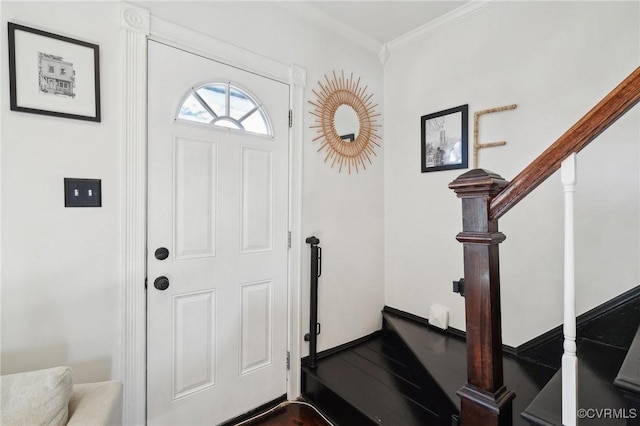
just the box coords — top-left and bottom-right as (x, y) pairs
(334, 104), (360, 143)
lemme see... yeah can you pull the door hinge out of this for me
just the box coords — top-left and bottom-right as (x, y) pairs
(144, 277), (148, 290)
(288, 110), (293, 128)
(286, 351), (291, 370)
(288, 231), (292, 249)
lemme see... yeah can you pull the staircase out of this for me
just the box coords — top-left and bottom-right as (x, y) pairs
(302, 66), (640, 426)
(301, 293), (640, 425)
(446, 66), (640, 425)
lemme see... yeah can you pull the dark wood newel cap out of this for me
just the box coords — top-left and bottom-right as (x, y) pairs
(449, 169), (509, 197)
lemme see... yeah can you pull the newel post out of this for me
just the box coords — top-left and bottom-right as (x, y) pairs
(449, 169), (515, 426)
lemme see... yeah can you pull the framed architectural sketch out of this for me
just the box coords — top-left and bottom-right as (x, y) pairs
(8, 22), (101, 122)
(421, 104), (468, 172)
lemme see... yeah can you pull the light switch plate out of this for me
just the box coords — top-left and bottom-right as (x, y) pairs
(64, 178), (102, 207)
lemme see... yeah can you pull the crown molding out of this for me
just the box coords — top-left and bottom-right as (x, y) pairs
(378, 44), (391, 67)
(387, 0), (506, 52)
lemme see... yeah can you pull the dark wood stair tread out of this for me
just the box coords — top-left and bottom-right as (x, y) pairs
(615, 324), (640, 395)
(302, 333), (448, 425)
(383, 312), (466, 409)
(306, 357), (436, 424)
(383, 312), (557, 425)
(522, 339), (628, 425)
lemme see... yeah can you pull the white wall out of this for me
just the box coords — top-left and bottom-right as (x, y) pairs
(1, 0), (385, 385)
(1, 1), (122, 383)
(8, 0), (635, 390)
(384, 1), (640, 346)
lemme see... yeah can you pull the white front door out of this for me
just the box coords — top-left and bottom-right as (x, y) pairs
(147, 40), (290, 425)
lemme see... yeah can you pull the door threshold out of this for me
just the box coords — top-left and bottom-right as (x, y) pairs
(218, 394), (287, 426)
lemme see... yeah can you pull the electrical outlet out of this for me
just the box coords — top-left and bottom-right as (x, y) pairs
(64, 178), (102, 207)
(428, 304), (449, 330)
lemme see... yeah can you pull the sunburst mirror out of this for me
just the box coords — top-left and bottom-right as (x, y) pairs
(309, 71), (381, 173)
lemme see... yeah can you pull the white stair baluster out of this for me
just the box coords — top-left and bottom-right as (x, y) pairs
(561, 153), (578, 426)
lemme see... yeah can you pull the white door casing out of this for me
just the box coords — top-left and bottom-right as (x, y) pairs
(147, 40), (290, 425)
(121, 6), (306, 424)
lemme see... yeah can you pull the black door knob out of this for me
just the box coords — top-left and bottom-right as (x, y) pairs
(154, 247), (169, 260)
(154, 276), (170, 291)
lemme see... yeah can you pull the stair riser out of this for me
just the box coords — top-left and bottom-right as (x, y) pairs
(382, 319), (460, 421)
(302, 368), (379, 425)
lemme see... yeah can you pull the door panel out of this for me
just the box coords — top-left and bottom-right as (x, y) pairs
(147, 40), (289, 425)
(241, 147), (273, 253)
(173, 289), (216, 399)
(240, 280), (273, 374)
(174, 137), (217, 260)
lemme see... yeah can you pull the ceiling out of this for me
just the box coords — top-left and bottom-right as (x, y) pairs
(304, 1), (471, 46)
(137, 1), (477, 56)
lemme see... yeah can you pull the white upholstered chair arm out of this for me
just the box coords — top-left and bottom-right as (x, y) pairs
(67, 381), (123, 426)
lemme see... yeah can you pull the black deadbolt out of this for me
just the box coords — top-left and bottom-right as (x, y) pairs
(154, 276), (170, 291)
(154, 247), (169, 260)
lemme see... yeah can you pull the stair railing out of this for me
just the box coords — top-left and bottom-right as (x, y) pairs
(304, 236), (322, 369)
(449, 66), (640, 426)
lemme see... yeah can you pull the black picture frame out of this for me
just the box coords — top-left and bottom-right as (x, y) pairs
(340, 133), (355, 142)
(421, 104), (468, 173)
(8, 22), (101, 122)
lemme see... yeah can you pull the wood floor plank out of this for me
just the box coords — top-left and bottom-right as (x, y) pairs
(350, 343), (422, 388)
(309, 354), (441, 425)
(338, 348), (436, 412)
(243, 402), (331, 426)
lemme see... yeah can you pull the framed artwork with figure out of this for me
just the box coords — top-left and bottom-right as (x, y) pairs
(421, 104), (468, 173)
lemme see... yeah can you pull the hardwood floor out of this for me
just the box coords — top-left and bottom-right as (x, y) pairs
(241, 402), (332, 426)
(302, 312), (558, 425)
(223, 292), (640, 426)
(302, 328), (459, 425)
(299, 296), (640, 426)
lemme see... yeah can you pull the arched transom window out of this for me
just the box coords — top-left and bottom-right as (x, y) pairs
(178, 82), (272, 136)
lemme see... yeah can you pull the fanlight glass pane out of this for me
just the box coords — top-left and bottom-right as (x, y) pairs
(229, 87), (252, 120)
(177, 83), (271, 136)
(196, 85), (226, 117)
(242, 110), (269, 135)
(179, 94), (214, 124)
